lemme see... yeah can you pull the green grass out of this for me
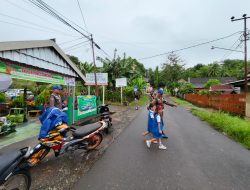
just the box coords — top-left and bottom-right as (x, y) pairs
(171, 97), (192, 106)
(129, 95), (149, 107)
(106, 95), (149, 107)
(191, 108), (250, 149)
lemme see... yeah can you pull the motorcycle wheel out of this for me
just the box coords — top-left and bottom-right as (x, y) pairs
(28, 146), (50, 166)
(1, 170), (31, 190)
(85, 133), (103, 150)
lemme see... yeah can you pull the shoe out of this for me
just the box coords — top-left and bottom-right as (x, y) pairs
(159, 144), (167, 150)
(163, 135), (168, 139)
(146, 140), (151, 148)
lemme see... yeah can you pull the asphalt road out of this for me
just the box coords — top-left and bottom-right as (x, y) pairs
(74, 105), (250, 190)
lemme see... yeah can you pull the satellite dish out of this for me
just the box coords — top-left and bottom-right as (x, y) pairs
(0, 75), (12, 92)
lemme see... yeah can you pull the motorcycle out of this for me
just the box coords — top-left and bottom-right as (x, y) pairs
(99, 104), (112, 134)
(0, 147), (32, 190)
(27, 121), (107, 166)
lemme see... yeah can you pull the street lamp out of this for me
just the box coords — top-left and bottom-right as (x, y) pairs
(231, 14), (250, 92)
(211, 46), (244, 53)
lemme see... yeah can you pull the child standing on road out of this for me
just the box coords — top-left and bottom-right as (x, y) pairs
(146, 106), (167, 150)
(143, 103), (155, 136)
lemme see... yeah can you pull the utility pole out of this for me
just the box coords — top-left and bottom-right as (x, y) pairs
(231, 14), (250, 92)
(90, 34), (99, 99)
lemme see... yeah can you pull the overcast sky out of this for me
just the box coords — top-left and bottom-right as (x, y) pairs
(0, 0), (250, 69)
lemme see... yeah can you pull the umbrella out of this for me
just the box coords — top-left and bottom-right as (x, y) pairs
(0, 75), (12, 92)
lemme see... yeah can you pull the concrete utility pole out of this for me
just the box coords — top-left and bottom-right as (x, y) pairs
(231, 14), (250, 92)
(90, 34), (99, 98)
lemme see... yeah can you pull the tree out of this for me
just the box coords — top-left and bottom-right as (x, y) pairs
(179, 82), (194, 94)
(204, 79), (220, 89)
(161, 52), (185, 92)
(97, 51), (146, 88)
(207, 63), (221, 77)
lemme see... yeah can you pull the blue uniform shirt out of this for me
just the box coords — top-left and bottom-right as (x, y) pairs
(152, 114), (163, 139)
(147, 110), (154, 133)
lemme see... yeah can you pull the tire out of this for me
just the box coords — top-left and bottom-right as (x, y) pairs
(2, 170), (31, 190)
(85, 133), (103, 150)
(28, 146), (50, 166)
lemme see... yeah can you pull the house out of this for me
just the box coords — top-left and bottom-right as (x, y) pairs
(209, 84), (236, 94)
(188, 77), (237, 92)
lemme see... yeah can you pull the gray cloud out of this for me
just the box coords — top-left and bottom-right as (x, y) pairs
(0, 0), (249, 69)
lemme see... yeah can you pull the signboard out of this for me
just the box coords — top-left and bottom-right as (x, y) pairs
(64, 77), (75, 86)
(85, 73), (108, 86)
(77, 95), (97, 116)
(0, 61), (64, 85)
(116, 78), (127, 87)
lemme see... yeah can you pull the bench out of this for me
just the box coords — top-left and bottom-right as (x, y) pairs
(28, 110), (41, 117)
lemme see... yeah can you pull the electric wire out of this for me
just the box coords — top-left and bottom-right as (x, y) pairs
(63, 40), (90, 50)
(0, 20), (77, 37)
(76, 0), (88, 32)
(139, 31), (243, 60)
(0, 12), (78, 37)
(59, 37), (84, 45)
(220, 34), (243, 61)
(28, 0), (111, 58)
(6, 0), (69, 31)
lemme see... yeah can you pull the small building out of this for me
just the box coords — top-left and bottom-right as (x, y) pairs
(209, 84), (236, 94)
(188, 77), (237, 92)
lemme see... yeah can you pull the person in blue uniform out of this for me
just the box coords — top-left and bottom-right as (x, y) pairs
(143, 103), (155, 136)
(146, 106), (167, 150)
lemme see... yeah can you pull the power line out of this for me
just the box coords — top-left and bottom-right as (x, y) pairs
(28, 0), (111, 59)
(0, 20), (75, 37)
(138, 31), (243, 60)
(63, 40), (90, 50)
(27, 0), (90, 35)
(59, 37), (84, 45)
(76, 0), (88, 32)
(220, 34), (243, 60)
(28, 0), (91, 40)
(6, 0), (69, 31)
(0, 12), (78, 37)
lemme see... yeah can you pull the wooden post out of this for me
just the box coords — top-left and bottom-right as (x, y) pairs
(102, 85), (105, 104)
(121, 87), (123, 105)
(88, 86), (90, 95)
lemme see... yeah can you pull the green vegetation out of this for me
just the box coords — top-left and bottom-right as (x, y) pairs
(191, 108), (250, 149)
(129, 95), (149, 107)
(0, 92), (6, 103)
(204, 79), (220, 89)
(171, 97), (192, 106)
(178, 82), (194, 94)
(12, 95), (24, 108)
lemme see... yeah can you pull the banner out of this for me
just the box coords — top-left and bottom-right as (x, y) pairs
(85, 73), (108, 86)
(0, 61), (64, 84)
(77, 95), (97, 116)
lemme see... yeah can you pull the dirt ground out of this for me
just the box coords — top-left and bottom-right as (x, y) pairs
(29, 105), (141, 190)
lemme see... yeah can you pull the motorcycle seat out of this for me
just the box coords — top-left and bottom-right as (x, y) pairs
(0, 150), (22, 175)
(73, 122), (102, 138)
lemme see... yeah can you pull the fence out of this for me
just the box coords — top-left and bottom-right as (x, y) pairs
(185, 93), (246, 116)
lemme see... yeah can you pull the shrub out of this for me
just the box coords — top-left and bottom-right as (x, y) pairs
(0, 93), (6, 103)
(204, 79), (220, 89)
(12, 95), (24, 108)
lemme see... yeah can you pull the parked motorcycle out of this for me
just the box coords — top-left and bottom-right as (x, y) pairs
(0, 147), (32, 190)
(99, 104), (112, 134)
(27, 121), (107, 166)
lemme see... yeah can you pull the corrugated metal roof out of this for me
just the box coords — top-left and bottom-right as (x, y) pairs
(0, 39), (86, 81)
